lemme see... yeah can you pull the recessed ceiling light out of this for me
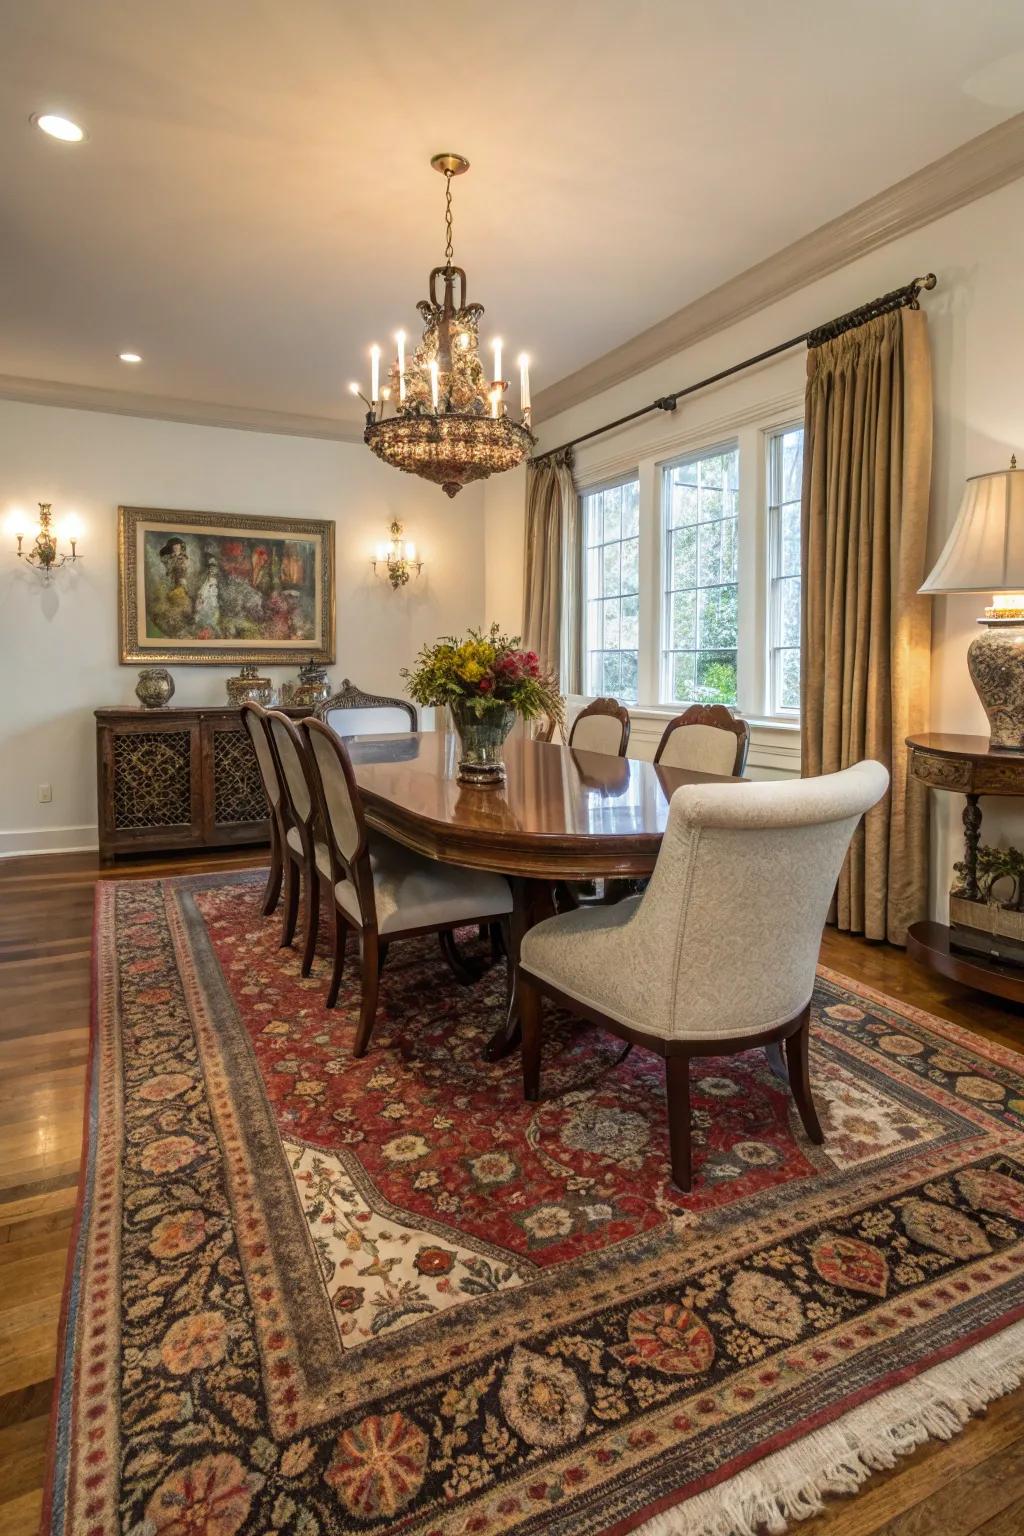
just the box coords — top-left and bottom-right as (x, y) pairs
(32, 113), (86, 143)
(119, 352), (142, 364)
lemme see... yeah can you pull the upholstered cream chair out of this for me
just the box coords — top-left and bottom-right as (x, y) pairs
(240, 702), (288, 918)
(518, 760), (889, 1190)
(655, 704), (749, 777)
(316, 677), (417, 738)
(265, 710), (332, 976)
(301, 719), (513, 1055)
(568, 697), (631, 756)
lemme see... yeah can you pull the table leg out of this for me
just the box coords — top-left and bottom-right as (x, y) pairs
(484, 877), (554, 1061)
(962, 793), (982, 901)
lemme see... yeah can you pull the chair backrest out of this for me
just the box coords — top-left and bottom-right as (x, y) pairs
(315, 677), (416, 739)
(300, 719), (375, 924)
(633, 761), (889, 1041)
(569, 697), (630, 756)
(265, 710), (315, 832)
(240, 702), (283, 812)
(654, 705), (749, 777)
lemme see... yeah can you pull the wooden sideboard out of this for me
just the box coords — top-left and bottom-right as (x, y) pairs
(95, 705), (312, 862)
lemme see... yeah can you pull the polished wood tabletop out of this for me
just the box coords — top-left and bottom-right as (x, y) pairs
(347, 730), (738, 881)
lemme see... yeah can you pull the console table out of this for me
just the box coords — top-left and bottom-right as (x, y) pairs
(906, 732), (1024, 1003)
(95, 705), (312, 862)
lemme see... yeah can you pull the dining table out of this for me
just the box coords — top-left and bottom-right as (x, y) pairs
(347, 730), (741, 1060)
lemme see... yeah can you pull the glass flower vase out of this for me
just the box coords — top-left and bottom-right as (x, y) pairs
(450, 698), (517, 784)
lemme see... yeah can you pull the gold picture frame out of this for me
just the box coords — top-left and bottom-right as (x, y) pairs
(118, 505), (336, 666)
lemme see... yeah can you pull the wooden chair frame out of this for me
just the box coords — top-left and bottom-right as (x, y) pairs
(314, 678), (417, 730)
(264, 709), (323, 976)
(301, 718), (509, 1057)
(240, 702), (289, 919)
(654, 704), (750, 777)
(568, 697), (631, 756)
(517, 967), (822, 1193)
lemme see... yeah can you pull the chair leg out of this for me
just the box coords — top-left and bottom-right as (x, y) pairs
(279, 854), (300, 949)
(519, 974), (543, 1102)
(377, 939), (390, 978)
(665, 1055), (693, 1193)
(353, 932), (381, 1058)
(300, 867), (321, 977)
(438, 928), (477, 984)
(326, 906), (348, 1009)
(785, 1007), (824, 1144)
(262, 820), (283, 916)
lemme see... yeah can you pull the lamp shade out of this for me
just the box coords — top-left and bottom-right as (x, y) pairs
(920, 464), (1024, 594)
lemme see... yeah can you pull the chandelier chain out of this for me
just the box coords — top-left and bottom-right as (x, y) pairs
(444, 170), (454, 266)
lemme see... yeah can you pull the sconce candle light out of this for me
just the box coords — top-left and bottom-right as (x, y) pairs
(372, 519), (423, 589)
(10, 503), (82, 580)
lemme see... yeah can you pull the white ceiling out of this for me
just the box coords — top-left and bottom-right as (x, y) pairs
(3, 0), (1024, 426)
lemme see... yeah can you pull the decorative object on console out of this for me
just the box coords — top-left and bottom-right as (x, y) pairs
(403, 624), (563, 783)
(225, 663), (273, 707)
(355, 154), (534, 498)
(117, 504), (335, 666)
(134, 666), (174, 709)
(950, 840), (1024, 967)
(371, 519), (423, 588)
(291, 656), (331, 707)
(920, 458), (1024, 748)
(9, 502), (82, 579)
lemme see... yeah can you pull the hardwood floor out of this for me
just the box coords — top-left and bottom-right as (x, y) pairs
(1, 847), (1022, 1535)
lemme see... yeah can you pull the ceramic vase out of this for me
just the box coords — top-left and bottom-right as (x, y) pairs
(135, 667), (174, 709)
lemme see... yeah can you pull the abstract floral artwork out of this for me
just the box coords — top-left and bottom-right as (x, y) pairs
(118, 505), (335, 664)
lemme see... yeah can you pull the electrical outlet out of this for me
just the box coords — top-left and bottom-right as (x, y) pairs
(38, 783), (52, 803)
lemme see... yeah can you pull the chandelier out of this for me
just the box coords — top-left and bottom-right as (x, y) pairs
(353, 154), (535, 498)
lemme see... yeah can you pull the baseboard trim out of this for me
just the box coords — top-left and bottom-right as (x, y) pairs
(0, 825), (99, 857)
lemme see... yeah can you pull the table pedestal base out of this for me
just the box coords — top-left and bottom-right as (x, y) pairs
(484, 877), (555, 1061)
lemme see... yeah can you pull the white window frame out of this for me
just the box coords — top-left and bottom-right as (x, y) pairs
(579, 472), (642, 704)
(573, 406), (803, 726)
(765, 420), (804, 717)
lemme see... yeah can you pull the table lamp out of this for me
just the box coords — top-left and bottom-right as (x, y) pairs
(920, 457), (1024, 749)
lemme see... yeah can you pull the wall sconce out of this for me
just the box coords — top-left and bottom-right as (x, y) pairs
(10, 503), (83, 580)
(371, 518), (423, 589)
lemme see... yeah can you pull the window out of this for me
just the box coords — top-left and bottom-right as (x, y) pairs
(662, 446), (739, 706)
(766, 425), (803, 713)
(582, 478), (640, 701)
(572, 411), (803, 723)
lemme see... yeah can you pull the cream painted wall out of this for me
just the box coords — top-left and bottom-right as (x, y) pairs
(484, 176), (1024, 920)
(0, 400), (485, 853)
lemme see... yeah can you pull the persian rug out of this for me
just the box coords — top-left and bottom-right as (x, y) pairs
(44, 872), (1024, 1536)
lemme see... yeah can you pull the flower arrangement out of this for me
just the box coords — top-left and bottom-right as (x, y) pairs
(403, 624), (564, 726)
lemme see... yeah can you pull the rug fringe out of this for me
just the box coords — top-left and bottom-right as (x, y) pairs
(634, 1317), (1024, 1536)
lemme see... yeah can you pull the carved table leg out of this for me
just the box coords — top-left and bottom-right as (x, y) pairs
(962, 793), (982, 901)
(483, 877), (554, 1061)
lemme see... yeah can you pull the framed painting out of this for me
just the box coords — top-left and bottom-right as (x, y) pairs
(118, 506), (335, 665)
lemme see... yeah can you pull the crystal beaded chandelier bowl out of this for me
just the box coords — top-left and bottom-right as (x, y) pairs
(354, 154), (535, 498)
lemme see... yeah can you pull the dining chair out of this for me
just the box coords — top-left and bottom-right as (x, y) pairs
(265, 709), (331, 976)
(300, 718), (514, 1055)
(239, 702), (290, 918)
(568, 697), (631, 756)
(654, 704), (750, 777)
(316, 677), (417, 738)
(516, 759), (890, 1191)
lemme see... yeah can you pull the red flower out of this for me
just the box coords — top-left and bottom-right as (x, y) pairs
(478, 677), (494, 693)
(413, 1246), (455, 1276)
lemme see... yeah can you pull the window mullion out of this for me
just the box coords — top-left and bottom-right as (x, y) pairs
(637, 457), (658, 707)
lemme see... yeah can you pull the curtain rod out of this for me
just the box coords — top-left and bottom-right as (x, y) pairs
(533, 272), (937, 464)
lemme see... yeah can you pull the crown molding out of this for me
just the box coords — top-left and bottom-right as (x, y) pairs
(0, 373), (365, 443)
(535, 113), (1024, 425)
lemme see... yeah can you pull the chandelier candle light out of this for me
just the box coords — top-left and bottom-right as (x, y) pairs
(354, 154), (535, 498)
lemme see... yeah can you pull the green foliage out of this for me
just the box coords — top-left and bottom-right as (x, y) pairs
(954, 842), (1024, 909)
